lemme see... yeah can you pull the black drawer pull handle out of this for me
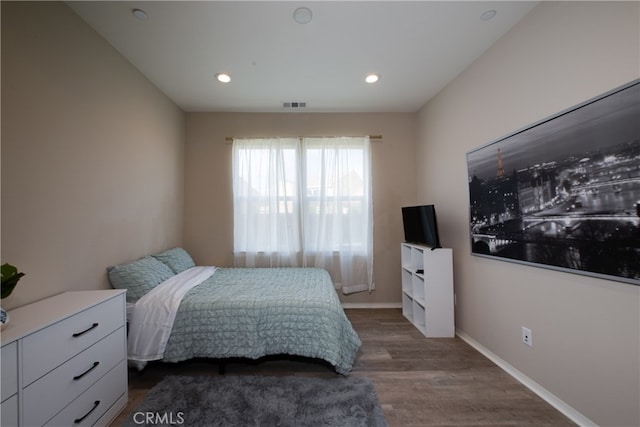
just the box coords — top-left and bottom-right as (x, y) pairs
(74, 400), (100, 424)
(73, 361), (100, 380)
(72, 323), (99, 338)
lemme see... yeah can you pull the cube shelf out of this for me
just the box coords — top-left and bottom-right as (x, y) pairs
(400, 243), (454, 337)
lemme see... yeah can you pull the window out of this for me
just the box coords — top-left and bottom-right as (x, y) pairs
(232, 136), (374, 293)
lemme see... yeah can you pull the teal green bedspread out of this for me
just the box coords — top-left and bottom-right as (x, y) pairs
(162, 267), (362, 374)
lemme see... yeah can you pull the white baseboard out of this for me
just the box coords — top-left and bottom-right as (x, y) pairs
(456, 329), (596, 427)
(341, 303), (402, 309)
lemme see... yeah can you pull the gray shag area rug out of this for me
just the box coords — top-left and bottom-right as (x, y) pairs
(123, 375), (388, 427)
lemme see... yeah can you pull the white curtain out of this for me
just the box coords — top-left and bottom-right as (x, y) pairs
(301, 137), (374, 294)
(232, 138), (301, 267)
(232, 136), (374, 293)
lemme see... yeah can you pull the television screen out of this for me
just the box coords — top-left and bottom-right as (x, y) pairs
(402, 205), (441, 248)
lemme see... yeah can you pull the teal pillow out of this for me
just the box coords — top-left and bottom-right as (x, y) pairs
(152, 247), (195, 274)
(107, 256), (175, 303)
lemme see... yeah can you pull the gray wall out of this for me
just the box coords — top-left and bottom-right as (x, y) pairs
(416, 2), (639, 425)
(1, 2), (185, 309)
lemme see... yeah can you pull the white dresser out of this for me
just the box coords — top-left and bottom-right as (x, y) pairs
(1, 290), (127, 427)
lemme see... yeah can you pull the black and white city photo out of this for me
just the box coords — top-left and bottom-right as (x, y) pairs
(467, 80), (640, 285)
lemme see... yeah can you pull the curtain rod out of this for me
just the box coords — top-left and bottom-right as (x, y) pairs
(224, 135), (382, 143)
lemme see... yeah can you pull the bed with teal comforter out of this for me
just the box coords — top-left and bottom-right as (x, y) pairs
(159, 267), (361, 374)
(108, 248), (362, 375)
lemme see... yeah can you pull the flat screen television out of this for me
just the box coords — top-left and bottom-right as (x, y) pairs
(402, 205), (441, 249)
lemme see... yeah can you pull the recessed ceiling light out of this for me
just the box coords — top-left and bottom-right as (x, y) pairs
(216, 73), (231, 83)
(365, 74), (379, 84)
(132, 8), (148, 20)
(480, 10), (497, 21)
(293, 7), (313, 24)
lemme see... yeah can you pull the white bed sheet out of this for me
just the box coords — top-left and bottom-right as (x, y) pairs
(127, 266), (217, 363)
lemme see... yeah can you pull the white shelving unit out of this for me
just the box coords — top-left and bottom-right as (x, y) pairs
(401, 243), (454, 337)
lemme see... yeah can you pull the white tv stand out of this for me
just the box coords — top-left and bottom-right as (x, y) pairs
(401, 243), (455, 337)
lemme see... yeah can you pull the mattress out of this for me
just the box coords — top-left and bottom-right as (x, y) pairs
(158, 267), (362, 374)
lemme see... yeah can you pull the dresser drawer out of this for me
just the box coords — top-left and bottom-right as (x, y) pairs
(1, 342), (18, 401)
(44, 360), (127, 427)
(1, 394), (18, 427)
(23, 327), (126, 427)
(22, 295), (124, 386)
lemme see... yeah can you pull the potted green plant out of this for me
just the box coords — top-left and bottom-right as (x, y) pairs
(1, 263), (25, 328)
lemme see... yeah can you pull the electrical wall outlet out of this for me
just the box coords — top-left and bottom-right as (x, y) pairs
(522, 326), (533, 347)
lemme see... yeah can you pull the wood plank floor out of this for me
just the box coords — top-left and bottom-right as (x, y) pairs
(111, 309), (576, 426)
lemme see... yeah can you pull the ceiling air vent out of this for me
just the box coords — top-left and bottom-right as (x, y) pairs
(282, 101), (307, 109)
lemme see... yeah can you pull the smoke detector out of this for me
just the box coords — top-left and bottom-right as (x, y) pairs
(293, 7), (312, 24)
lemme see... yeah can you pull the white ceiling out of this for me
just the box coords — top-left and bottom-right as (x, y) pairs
(67, 1), (537, 113)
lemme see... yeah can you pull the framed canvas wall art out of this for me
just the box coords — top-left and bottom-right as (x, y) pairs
(466, 80), (639, 285)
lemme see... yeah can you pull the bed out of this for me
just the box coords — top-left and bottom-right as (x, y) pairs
(107, 248), (361, 375)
